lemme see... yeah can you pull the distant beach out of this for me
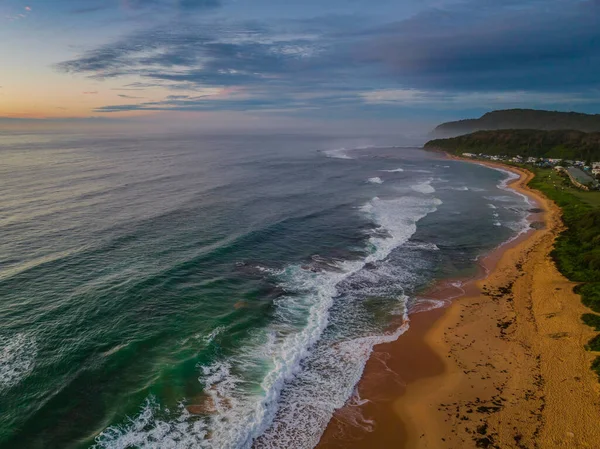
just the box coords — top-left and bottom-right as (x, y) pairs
(317, 158), (600, 448)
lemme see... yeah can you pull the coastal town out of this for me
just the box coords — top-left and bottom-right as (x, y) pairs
(462, 152), (600, 190)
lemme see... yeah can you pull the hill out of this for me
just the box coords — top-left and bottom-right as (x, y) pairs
(433, 109), (600, 137)
(424, 129), (600, 161)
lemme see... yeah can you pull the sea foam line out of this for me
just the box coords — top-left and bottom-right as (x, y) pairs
(93, 194), (442, 449)
(254, 195), (442, 448)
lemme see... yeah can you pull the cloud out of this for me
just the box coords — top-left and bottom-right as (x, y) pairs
(358, 0), (600, 92)
(118, 94), (145, 99)
(56, 20), (337, 87)
(128, 0), (221, 10)
(70, 4), (111, 14)
(69, 0), (220, 15)
(56, 0), (600, 115)
(361, 89), (600, 107)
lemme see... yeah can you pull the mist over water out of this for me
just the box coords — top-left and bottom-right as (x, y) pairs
(0, 132), (530, 449)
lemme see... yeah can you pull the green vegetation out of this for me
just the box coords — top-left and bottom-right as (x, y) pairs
(527, 168), (600, 378)
(433, 109), (600, 137)
(425, 129), (600, 161)
(582, 313), (600, 331)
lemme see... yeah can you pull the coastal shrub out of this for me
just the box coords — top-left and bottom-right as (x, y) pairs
(586, 334), (600, 352)
(425, 129), (600, 161)
(591, 357), (600, 381)
(582, 313), (600, 331)
(528, 170), (600, 282)
(578, 284), (600, 314)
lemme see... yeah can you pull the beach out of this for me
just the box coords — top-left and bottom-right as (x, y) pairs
(5, 136), (589, 448)
(318, 159), (600, 448)
(6, 138), (534, 448)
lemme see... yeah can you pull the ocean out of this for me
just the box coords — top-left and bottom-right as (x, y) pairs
(0, 132), (531, 449)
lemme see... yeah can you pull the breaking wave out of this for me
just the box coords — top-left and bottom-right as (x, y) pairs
(322, 148), (353, 160)
(93, 193), (442, 449)
(410, 179), (436, 194)
(0, 333), (37, 392)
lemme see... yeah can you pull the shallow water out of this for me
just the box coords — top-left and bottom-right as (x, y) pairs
(0, 132), (530, 448)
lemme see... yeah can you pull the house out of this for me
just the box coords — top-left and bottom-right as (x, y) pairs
(462, 153), (476, 158)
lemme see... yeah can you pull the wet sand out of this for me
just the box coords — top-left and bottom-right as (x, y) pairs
(317, 160), (600, 448)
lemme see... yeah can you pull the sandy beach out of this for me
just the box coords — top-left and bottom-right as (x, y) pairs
(318, 159), (600, 448)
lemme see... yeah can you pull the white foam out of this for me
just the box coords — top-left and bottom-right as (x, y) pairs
(486, 167), (535, 240)
(360, 195), (441, 262)
(410, 179), (436, 194)
(254, 314), (410, 449)
(410, 298), (450, 314)
(406, 241), (440, 251)
(487, 166), (535, 207)
(0, 333), (37, 391)
(203, 326), (225, 344)
(484, 195), (516, 203)
(367, 177), (383, 184)
(94, 194), (442, 449)
(380, 168), (404, 173)
(322, 148), (353, 160)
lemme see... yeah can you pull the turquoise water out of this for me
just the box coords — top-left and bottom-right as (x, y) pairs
(0, 132), (530, 448)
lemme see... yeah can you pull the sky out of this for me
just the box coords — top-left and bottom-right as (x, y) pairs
(1, 0), (600, 130)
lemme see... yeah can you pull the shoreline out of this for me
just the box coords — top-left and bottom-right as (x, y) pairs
(317, 157), (600, 448)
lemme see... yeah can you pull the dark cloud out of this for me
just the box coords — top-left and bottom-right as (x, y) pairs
(56, 0), (600, 113)
(359, 0), (600, 92)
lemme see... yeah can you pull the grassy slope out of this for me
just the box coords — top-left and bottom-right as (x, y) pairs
(527, 168), (600, 375)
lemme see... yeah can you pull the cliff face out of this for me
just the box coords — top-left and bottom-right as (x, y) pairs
(433, 109), (600, 138)
(425, 129), (600, 161)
